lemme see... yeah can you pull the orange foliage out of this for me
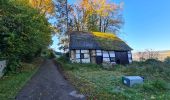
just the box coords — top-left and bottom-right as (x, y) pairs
(80, 0), (94, 15)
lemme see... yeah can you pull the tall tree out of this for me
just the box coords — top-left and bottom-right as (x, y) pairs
(68, 0), (123, 33)
(54, 0), (71, 52)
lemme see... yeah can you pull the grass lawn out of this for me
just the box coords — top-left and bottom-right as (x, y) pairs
(0, 58), (43, 100)
(58, 59), (170, 100)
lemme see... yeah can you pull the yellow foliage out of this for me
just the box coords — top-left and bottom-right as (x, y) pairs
(29, 0), (54, 14)
(92, 32), (119, 40)
(80, 0), (116, 17)
(93, 0), (115, 17)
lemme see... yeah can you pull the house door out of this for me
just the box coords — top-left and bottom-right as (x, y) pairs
(96, 56), (103, 64)
(115, 52), (129, 64)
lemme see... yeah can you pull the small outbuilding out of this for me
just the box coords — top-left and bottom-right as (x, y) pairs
(69, 31), (133, 65)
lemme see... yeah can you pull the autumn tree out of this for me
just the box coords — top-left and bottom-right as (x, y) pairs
(67, 0), (123, 33)
(29, 0), (55, 15)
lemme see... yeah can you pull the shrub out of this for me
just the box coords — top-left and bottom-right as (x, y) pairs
(7, 58), (22, 73)
(145, 59), (162, 65)
(164, 57), (170, 65)
(57, 54), (69, 63)
(45, 49), (56, 59)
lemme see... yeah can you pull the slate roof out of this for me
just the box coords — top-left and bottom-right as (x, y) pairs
(69, 31), (132, 51)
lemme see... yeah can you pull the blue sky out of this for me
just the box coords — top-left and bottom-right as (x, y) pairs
(51, 0), (170, 52)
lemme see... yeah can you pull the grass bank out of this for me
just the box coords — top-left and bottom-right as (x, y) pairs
(0, 58), (43, 100)
(57, 58), (170, 100)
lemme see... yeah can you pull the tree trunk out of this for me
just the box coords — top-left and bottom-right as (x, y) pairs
(104, 18), (109, 32)
(74, 17), (79, 31)
(66, 0), (68, 32)
(99, 16), (102, 32)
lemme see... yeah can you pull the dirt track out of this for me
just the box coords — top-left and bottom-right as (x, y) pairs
(16, 59), (85, 100)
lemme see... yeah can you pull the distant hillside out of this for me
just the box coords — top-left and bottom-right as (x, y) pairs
(133, 50), (170, 61)
(158, 50), (170, 60)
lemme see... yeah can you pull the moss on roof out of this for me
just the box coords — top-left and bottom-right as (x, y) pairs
(92, 32), (119, 40)
(69, 31), (132, 51)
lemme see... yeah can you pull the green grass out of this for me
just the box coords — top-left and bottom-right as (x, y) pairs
(0, 59), (42, 100)
(58, 59), (170, 100)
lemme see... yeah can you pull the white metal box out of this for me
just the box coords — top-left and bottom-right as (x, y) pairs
(122, 76), (144, 87)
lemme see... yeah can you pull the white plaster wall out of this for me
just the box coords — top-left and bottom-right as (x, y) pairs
(103, 51), (109, 57)
(109, 51), (115, 57)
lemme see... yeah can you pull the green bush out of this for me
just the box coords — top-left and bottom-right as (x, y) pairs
(57, 54), (69, 63)
(7, 58), (21, 73)
(145, 59), (162, 65)
(0, 0), (52, 72)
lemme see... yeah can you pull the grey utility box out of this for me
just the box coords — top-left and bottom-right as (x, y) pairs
(122, 76), (144, 87)
(0, 60), (7, 78)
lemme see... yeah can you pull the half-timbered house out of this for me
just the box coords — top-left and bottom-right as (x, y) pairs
(69, 31), (133, 64)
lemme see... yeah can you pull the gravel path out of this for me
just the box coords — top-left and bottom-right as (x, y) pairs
(16, 59), (85, 100)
